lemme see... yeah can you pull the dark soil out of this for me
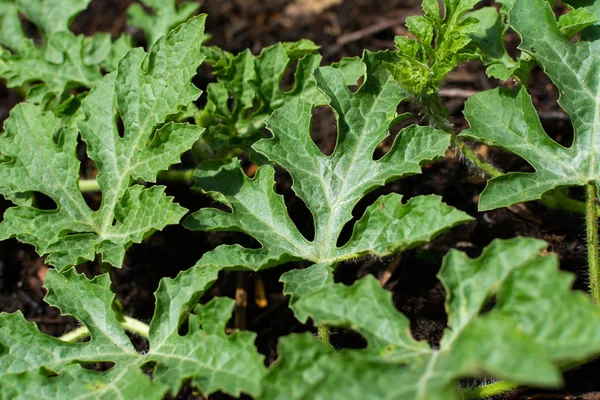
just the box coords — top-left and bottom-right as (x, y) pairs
(0, 1), (597, 399)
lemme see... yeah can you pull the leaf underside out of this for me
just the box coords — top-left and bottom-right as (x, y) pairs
(0, 16), (207, 269)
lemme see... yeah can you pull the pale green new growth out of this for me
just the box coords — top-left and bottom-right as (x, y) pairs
(461, 0), (600, 210)
(385, 0), (481, 99)
(185, 52), (471, 274)
(266, 238), (600, 399)
(0, 266), (266, 399)
(127, 0), (200, 47)
(0, 17), (207, 269)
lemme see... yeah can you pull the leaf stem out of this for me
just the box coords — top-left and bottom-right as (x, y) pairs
(78, 169), (195, 193)
(586, 182), (600, 304)
(451, 135), (501, 179)
(58, 325), (90, 342)
(121, 316), (151, 338)
(78, 179), (100, 193)
(317, 325), (331, 346)
(58, 316), (150, 342)
(461, 380), (519, 399)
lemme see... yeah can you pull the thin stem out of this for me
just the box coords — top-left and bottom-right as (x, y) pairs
(78, 179), (100, 193)
(58, 325), (90, 342)
(451, 136), (501, 179)
(78, 169), (195, 193)
(461, 380), (519, 400)
(586, 182), (600, 304)
(121, 316), (150, 338)
(58, 316), (150, 342)
(317, 325), (331, 346)
(158, 169), (194, 183)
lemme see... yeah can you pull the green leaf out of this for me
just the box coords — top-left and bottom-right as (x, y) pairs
(0, 1), (26, 53)
(461, 0), (600, 211)
(280, 263), (334, 322)
(0, 31), (103, 105)
(195, 40), (326, 159)
(0, 265), (265, 399)
(16, 0), (91, 39)
(265, 238), (600, 399)
(127, 0), (200, 47)
(558, 7), (598, 37)
(0, 1), (132, 106)
(0, 16), (207, 269)
(185, 51), (471, 275)
(384, 0), (482, 99)
(562, 0), (600, 24)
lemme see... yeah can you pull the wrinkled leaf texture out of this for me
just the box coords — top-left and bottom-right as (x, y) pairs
(0, 16), (206, 269)
(462, 0), (600, 210)
(265, 238), (600, 399)
(0, 266), (265, 399)
(185, 51), (472, 293)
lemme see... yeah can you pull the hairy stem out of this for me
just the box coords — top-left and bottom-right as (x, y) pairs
(461, 380), (519, 400)
(586, 182), (600, 304)
(59, 316), (150, 342)
(317, 325), (331, 346)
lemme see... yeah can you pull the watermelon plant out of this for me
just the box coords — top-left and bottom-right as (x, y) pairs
(1, 0), (600, 399)
(0, 0), (132, 108)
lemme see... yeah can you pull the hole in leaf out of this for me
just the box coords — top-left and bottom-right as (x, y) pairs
(242, 101), (261, 120)
(79, 361), (115, 372)
(140, 360), (157, 376)
(39, 366), (59, 377)
(32, 191), (58, 211)
(115, 111), (125, 139)
(326, 326), (368, 350)
(227, 95), (236, 113)
(274, 166), (315, 242)
(279, 59), (299, 93)
(19, 18), (41, 43)
(311, 105), (337, 156)
(530, 67), (573, 148)
(373, 109), (416, 161)
(348, 74), (364, 93)
(177, 316), (189, 336)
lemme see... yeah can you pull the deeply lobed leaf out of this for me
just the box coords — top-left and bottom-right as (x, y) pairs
(195, 40), (328, 159)
(0, 16), (207, 269)
(268, 238), (600, 399)
(0, 265), (265, 399)
(185, 51), (471, 275)
(127, 0), (200, 47)
(0, 0), (133, 107)
(383, 0), (482, 99)
(461, 0), (600, 210)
